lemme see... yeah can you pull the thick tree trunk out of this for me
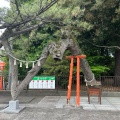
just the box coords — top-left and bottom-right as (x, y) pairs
(115, 49), (120, 76)
(2, 38), (49, 100)
(16, 46), (49, 99)
(1, 39), (18, 100)
(1, 35), (50, 100)
(69, 39), (94, 81)
(115, 49), (120, 85)
(48, 38), (95, 82)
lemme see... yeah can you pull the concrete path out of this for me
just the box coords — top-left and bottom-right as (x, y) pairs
(0, 96), (120, 120)
(32, 96), (120, 111)
(55, 96), (120, 111)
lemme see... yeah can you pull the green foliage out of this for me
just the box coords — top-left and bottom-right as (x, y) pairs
(91, 65), (110, 78)
(11, 23), (60, 76)
(2, 0), (119, 77)
(87, 55), (114, 77)
(41, 50), (71, 76)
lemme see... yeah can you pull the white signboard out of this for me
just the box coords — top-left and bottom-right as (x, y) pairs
(29, 76), (55, 89)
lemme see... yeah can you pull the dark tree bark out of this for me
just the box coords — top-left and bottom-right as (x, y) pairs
(115, 49), (120, 76)
(115, 49), (120, 85)
(1, 39), (18, 99)
(2, 37), (49, 100)
(48, 38), (95, 82)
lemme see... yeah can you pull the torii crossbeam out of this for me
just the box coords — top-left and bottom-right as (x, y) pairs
(66, 55), (86, 106)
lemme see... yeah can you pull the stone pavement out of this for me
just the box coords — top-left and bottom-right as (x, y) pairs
(0, 95), (120, 120)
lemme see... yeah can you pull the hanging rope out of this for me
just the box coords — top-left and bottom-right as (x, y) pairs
(84, 74), (95, 86)
(2, 51), (45, 68)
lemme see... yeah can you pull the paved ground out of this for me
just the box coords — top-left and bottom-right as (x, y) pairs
(0, 95), (120, 120)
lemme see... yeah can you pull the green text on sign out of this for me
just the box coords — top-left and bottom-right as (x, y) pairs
(32, 76), (55, 80)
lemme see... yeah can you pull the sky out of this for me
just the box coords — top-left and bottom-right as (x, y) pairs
(0, 0), (10, 36)
(0, 0), (10, 50)
(0, 0), (10, 8)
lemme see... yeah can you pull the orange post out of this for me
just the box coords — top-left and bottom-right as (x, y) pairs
(76, 57), (80, 106)
(75, 55), (86, 106)
(0, 61), (5, 90)
(66, 55), (86, 106)
(66, 56), (74, 104)
(0, 76), (3, 90)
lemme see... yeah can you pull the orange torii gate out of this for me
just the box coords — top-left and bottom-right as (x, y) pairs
(66, 55), (86, 106)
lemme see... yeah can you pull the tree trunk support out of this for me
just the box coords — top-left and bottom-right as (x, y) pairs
(66, 55), (86, 106)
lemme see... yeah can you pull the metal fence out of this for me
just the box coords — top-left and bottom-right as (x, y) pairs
(100, 76), (120, 92)
(56, 75), (86, 91)
(55, 76), (120, 92)
(4, 75), (120, 92)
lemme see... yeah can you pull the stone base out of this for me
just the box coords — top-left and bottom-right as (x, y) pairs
(0, 100), (25, 113)
(63, 104), (83, 109)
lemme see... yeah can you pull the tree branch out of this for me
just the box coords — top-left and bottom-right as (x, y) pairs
(114, 33), (120, 38)
(90, 42), (120, 50)
(37, 0), (59, 16)
(15, 45), (49, 100)
(15, 0), (23, 21)
(11, 22), (44, 36)
(0, 0), (59, 29)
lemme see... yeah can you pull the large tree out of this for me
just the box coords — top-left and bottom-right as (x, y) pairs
(57, 0), (120, 76)
(0, 0), (64, 100)
(0, 0), (120, 100)
(1, 0), (118, 100)
(38, 0), (120, 77)
(79, 0), (120, 76)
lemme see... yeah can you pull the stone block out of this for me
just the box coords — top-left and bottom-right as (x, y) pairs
(8, 100), (19, 110)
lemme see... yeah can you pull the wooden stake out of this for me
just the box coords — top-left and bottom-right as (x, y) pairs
(66, 55), (86, 106)
(67, 57), (74, 104)
(76, 57), (80, 106)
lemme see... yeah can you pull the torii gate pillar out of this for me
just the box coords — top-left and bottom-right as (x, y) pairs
(66, 55), (86, 106)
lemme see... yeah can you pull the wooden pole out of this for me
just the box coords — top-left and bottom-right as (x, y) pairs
(66, 55), (86, 106)
(76, 57), (80, 106)
(66, 57), (74, 104)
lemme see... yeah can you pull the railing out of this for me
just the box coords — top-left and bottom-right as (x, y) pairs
(56, 76), (120, 92)
(3, 75), (120, 92)
(100, 76), (120, 92)
(56, 75), (86, 91)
